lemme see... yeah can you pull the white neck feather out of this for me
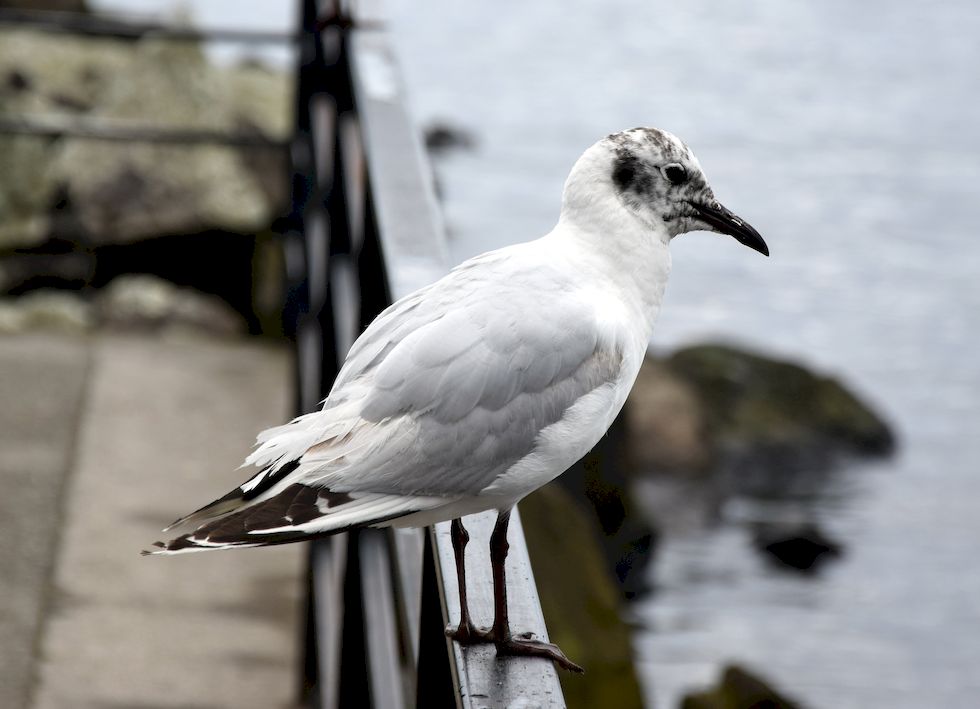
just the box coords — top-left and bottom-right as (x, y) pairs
(550, 190), (671, 338)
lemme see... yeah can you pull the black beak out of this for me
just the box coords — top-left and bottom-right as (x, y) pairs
(688, 201), (769, 257)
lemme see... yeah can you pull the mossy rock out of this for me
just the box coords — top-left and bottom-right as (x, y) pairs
(520, 483), (644, 709)
(682, 665), (801, 709)
(627, 343), (896, 479)
(667, 344), (894, 457)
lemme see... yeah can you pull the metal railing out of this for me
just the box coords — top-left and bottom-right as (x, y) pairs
(289, 2), (566, 707)
(0, 2), (568, 705)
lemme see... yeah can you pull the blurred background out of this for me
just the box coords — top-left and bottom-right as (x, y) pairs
(1, 1), (978, 708)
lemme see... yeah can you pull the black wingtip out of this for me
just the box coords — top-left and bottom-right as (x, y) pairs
(141, 541), (167, 555)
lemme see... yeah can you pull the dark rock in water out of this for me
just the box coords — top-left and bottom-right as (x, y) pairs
(753, 523), (843, 573)
(520, 483), (644, 709)
(621, 343), (891, 578)
(670, 343), (895, 457)
(627, 343), (896, 481)
(627, 358), (713, 476)
(424, 122), (476, 154)
(682, 665), (801, 709)
(554, 342), (890, 597)
(423, 122), (477, 210)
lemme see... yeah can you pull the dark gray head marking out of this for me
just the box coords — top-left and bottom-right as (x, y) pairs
(609, 130), (668, 197)
(607, 128), (683, 207)
(595, 127), (718, 235)
(607, 128), (690, 192)
(612, 151), (641, 191)
(611, 146), (658, 212)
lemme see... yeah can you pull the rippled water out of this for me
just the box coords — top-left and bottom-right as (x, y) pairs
(388, 1), (980, 706)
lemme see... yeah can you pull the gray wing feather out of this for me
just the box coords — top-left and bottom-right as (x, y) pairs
(305, 252), (623, 496)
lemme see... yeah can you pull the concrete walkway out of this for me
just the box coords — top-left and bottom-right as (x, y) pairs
(1, 332), (304, 709)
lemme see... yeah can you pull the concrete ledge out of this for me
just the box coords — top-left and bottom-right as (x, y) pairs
(0, 334), (91, 709)
(27, 334), (303, 709)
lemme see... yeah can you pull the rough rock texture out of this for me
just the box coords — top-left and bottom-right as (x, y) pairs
(0, 288), (94, 332)
(0, 26), (290, 248)
(0, 275), (247, 335)
(555, 342), (899, 594)
(681, 665), (801, 709)
(626, 357), (713, 475)
(98, 274), (246, 335)
(520, 483), (644, 709)
(627, 343), (896, 479)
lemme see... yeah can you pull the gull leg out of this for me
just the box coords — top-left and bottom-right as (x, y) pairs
(486, 508), (584, 673)
(444, 517), (488, 643)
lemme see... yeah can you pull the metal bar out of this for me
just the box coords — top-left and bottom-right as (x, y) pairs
(415, 533), (461, 709)
(336, 532), (371, 706)
(0, 115), (288, 148)
(389, 528), (425, 684)
(311, 536), (348, 709)
(290, 3), (337, 708)
(316, 17), (411, 707)
(346, 29), (451, 298)
(359, 529), (408, 709)
(0, 8), (299, 44)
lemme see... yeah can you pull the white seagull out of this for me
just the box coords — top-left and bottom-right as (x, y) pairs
(147, 126), (768, 672)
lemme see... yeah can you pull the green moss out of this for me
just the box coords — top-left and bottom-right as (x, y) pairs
(666, 344), (894, 456)
(681, 665), (801, 709)
(520, 483), (644, 709)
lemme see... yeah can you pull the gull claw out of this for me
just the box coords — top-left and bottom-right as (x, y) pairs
(494, 636), (585, 674)
(446, 623), (584, 673)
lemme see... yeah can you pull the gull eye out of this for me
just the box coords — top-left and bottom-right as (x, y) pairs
(661, 163), (688, 185)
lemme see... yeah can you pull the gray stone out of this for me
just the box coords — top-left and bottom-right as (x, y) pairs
(681, 664), (802, 709)
(626, 343), (896, 479)
(0, 27), (290, 249)
(97, 274), (245, 335)
(0, 290), (94, 333)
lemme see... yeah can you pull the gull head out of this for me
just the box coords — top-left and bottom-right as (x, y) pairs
(561, 127), (769, 256)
